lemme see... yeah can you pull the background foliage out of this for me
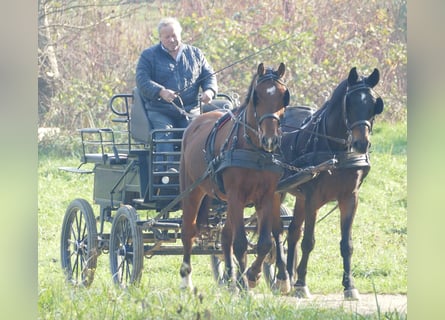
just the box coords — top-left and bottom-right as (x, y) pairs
(38, 0), (406, 154)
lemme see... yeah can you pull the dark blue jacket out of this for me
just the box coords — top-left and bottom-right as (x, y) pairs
(136, 43), (217, 117)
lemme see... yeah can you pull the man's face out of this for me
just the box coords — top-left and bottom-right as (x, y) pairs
(159, 25), (181, 52)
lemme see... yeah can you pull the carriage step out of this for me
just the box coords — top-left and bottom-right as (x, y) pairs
(58, 167), (93, 174)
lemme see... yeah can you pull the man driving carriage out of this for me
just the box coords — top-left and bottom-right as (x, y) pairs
(135, 17), (218, 171)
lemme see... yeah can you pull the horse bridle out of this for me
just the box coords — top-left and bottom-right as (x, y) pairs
(339, 82), (382, 151)
(243, 72), (287, 142)
(343, 83), (377, 133)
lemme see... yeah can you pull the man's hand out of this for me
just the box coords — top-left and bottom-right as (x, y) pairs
(160, 88), (177, 103)
(200, 90), (214, 104)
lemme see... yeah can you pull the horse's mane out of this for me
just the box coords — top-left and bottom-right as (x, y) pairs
(242, 73), (259, 107)
(329, 79), (348, 106)
(231, 73), (258, 114)
(312, 79), (348, 118)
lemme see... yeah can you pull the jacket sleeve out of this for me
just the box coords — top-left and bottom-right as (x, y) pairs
(197, 50), (218, 97)
(135, 48), (164, 102)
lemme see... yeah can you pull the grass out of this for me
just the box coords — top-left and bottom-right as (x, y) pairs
(38, 120), (406, 319)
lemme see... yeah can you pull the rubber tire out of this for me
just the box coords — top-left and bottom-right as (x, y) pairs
(60, 198), (98, 287)
(109, 205), (143, 287)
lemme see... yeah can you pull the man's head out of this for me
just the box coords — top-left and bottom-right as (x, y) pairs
(158, 17), (182, 53)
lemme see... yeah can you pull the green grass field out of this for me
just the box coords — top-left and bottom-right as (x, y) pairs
(38, 120), (406, 319)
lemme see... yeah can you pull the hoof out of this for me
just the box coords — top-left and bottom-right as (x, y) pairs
(246, 268), (261, 289)
(248, 279), (259, 289)
(276, 279), (291, 294)
(344, 288), (360, 300)
(294, 285), (312, 299)
(179, 263), (193, 290)
(179, 278), (193, 291)
(179, 283), (194, 291)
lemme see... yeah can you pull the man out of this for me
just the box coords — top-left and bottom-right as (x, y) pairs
(136, 17), (217, 175)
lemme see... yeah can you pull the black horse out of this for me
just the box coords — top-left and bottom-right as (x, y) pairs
(279, 67), (384, 300)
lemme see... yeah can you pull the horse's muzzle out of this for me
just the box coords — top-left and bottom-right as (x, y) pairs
(258, 113), (282, 152)
(261, 134), (281, 153)
(351, 140), (370, 154)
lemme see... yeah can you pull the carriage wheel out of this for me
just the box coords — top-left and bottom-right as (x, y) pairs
(109, 205), (143, 287)
(60, 198), (98, 287)
(263, 204), (297, 288)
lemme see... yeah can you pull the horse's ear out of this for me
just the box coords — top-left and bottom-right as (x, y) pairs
(283, 89), (290, 107)
(375, 97), (384, 115)
(277, 62), (286, 78)
(366, 68), (380, 88)
(257, 63), (265, 76)
(347, 67), (358, 85)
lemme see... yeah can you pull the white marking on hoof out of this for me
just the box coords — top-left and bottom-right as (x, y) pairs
(294, 285), (312, 299)
(180, 274), (193, 291)
(179, 263), (193, 290)
(344, 288), (360, 300)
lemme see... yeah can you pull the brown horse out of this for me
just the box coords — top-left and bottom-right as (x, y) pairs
(179, 63), (290, 292)
(279, 67), (384, 300)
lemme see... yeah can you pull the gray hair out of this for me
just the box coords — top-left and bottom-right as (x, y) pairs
(157, 17), (182, 36)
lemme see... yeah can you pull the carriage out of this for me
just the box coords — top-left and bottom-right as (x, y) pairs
(59, 65), (383, 298)
(59, 84), (302, 288)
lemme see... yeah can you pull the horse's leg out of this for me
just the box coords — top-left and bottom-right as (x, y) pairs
(339, 194), (360, 300)
(294, 200), (317, 299)
(245, 211), (272, 289)
(180, 189), (203, 290)
(286, 197), (305, 285)
(233, 214), (248, 291)
(246, 194), (277, 290)
(221, 198), (246, 291)
(196, 195), (210, 231)
(270, 193), (290, 294)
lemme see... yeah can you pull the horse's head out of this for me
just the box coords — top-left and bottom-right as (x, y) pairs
(343, 67), (384, 153)
(250, 62), (290, 152)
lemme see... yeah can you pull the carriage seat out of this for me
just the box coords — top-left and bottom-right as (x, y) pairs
(130, 87), (153, 144)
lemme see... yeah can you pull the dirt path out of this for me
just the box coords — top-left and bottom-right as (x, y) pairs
(258, 293), (407, 315)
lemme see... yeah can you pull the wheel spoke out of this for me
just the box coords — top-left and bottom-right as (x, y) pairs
(73, 251), (79, 280)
